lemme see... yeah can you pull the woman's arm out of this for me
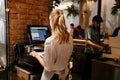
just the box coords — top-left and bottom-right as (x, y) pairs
(69, 25), (74, 37)
(29, 51), (45, 67)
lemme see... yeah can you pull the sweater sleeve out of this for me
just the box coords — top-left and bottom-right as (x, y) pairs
(43, 37), (56, 71)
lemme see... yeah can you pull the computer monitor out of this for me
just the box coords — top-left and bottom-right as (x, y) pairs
(28, 25), (50, 44)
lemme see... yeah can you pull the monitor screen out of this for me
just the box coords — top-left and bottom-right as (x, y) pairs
(28, 25), (50, 44)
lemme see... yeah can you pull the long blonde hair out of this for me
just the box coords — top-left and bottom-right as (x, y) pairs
(49, 9), (70, 44)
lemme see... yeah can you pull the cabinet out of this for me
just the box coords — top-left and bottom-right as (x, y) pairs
(15, 66), (31, 80)
(15, 66), (41, 80)
(91, 59), (120, 80)
(0, 69), (7, 80)
(72, 45), (86, 73)
(72, 39), (86, 73)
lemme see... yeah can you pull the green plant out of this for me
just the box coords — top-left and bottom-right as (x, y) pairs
(111, 0), (120, 15)
(65, 5), (79, 18)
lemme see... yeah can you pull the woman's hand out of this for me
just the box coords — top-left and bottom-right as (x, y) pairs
(29, 51), (45, 67)
(99, 45), (104, 51)
(69, 25), (74, 37)
(29, 51), (38, 58)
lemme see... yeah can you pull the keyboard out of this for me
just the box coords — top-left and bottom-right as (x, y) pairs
(34, 46), (44, 52)
(37, 51), (44, 58)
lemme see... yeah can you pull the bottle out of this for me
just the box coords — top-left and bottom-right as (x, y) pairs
(68, 72), (72, 80)
(69, 57), (73, 69)
(68, 57), (73, 80)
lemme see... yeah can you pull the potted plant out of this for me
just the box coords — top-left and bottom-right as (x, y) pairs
(111, 0), (120, 15)
(65, 4), (79, 18)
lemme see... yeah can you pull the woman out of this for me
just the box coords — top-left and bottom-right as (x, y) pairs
(30, 9), (73, 80)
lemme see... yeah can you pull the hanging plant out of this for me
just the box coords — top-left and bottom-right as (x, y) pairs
(65, 4), (79, 18)
(111, 0), (120, 15)
(52, 0), (60, 8)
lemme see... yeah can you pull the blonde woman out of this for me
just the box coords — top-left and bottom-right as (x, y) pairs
(30, 9), (73, 80)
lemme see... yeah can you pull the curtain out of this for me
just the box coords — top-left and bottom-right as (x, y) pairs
(0, 0), (5, 44)
(0, 0), (6, 66)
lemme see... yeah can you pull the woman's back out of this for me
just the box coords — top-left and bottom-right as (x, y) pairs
(43, 36), (73, 71)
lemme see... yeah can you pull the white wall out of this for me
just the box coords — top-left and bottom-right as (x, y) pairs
(87, 1), (98, 25)
(64, 10), (79, 32)
(101, 0), (116, 35)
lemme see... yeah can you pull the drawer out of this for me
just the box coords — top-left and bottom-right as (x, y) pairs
(15, 66), (31, 80)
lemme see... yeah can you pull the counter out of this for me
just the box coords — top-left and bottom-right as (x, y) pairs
(72, 39), (86, 73)
(73, 39), (86, 46)
(103, 37), (120, 58)
(91, 59), (120, 80)
(0, 68), (7, 80)
(0, 67), (5, 72)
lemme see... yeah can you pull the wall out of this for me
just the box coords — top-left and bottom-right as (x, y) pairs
(101, 0), (116, 35)
(8, 0), (49, 80)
